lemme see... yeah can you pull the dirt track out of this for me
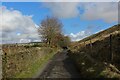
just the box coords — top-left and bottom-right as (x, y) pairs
(37, 50), (81, 78)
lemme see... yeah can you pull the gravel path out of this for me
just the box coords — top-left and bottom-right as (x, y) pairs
(37, 50), (81, 78)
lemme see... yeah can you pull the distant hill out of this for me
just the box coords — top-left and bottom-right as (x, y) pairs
(79, 24), (120, 43)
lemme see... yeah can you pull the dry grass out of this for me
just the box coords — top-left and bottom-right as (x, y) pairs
(69, 24), (120, 78)
(2, 44), (58, 78)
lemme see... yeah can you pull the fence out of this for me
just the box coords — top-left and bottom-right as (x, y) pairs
(82, 31), (120, 67)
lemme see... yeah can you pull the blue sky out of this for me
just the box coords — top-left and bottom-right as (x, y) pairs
(1, 2), (118, 43)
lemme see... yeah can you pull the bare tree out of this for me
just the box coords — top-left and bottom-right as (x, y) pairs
(38, 16), (63, 47)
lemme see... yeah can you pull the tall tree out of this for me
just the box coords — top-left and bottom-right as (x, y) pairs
(58, 35), (71, 48)
(38, 16), (63, 46)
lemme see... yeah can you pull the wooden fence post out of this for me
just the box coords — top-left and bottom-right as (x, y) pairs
(84, 41), (86, 52)
(109, 34), (113, 63)
(90, 38), (93, 55)
(84, 41), (86, 47)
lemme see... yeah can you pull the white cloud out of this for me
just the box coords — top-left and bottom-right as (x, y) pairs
(95, 29), (104, 34)
(43, 2), (80, 18)
(33, 39), (41, 42)
(69, 30), (92, 41)
(0, 6), (40, 44)
(42, 2), (118, 23)
(20, 39), (31, 43)
(81, 2), (118, 23)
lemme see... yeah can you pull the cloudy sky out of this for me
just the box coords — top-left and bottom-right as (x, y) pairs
(0, 2), (118, 44)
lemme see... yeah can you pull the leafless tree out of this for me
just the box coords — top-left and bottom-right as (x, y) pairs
(38, 16), (63, 47)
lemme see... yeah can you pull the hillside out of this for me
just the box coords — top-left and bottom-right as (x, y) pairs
(69, 24), (120, 78)
(79, 24), (120, 43)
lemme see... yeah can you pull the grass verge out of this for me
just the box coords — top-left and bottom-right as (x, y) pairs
(69, 52), (120, 78)
(15, 48), (58, 78)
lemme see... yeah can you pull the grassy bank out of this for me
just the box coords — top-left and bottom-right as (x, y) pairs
(2, 44), (59, 78)
(69, 25), (120, 78)
(69, 52), (120, 78)
(15, 47), (58, 78)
